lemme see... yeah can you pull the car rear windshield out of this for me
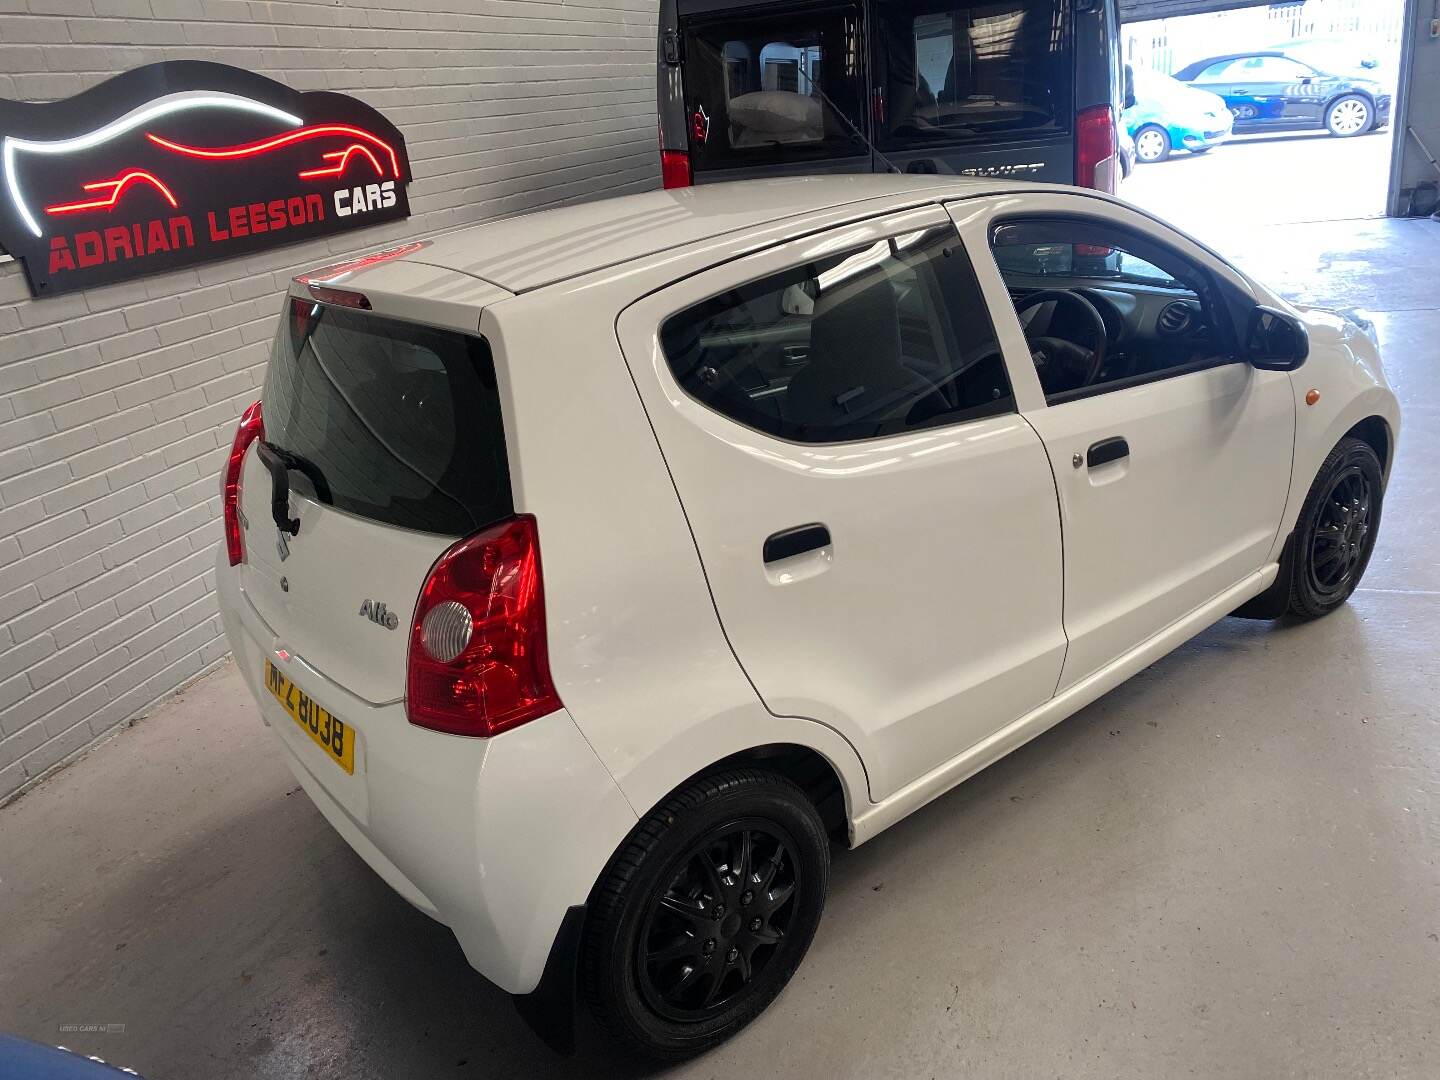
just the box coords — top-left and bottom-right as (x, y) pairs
(874, 0), (1072, 151)
(262, 299), (513, 536)
(679, 2), (869, 172)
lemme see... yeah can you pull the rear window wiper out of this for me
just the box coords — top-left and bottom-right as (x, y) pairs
(255, 440), (333, 536)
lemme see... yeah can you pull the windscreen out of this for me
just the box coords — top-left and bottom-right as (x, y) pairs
(262, 299), (513, 536)
(875, 0), (1072, 150)
(680, 4), (869, 172)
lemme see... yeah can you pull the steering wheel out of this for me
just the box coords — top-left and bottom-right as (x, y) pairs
(1014, 290), (1109, 390)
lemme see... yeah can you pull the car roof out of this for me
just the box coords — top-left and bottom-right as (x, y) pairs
(1174, 51), (1290, 77)
(401, 176), (1018, 294)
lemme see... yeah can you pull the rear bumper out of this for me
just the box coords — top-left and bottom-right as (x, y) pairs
(215, 548), (637, 995)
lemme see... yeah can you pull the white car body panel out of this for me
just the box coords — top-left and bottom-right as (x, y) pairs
(949, 194), (1295, 688)
(211, 177), (1399, 1007)
(613, 204), (1066, 800)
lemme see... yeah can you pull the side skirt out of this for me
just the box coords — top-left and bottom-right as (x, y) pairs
(849, 565), (1278, 846)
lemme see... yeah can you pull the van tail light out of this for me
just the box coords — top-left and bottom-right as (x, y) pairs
(406, 515), (562, 738)
(661, 149), (692, 190)
(1076, 105), (1118, 194)
(222, 400), (264, 567)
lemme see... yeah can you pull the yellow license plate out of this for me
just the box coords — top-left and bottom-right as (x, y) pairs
(264, 659), (356, 775)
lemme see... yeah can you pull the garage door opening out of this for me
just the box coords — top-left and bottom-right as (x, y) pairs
(1117, 0), (1408, 236)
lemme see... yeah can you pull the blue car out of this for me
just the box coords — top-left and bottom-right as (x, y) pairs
(1173, 51), (1392, 138)
(1123, 66), (1235, 164)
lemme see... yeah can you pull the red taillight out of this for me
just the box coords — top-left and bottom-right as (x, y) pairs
(223, 400), (264, 566)
(661, 150), (692, 190)
(406, 515), (561, 738)
(1076, 105), (1118, 194)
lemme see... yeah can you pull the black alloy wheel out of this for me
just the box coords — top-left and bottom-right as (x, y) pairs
(1288, 436), (1385, 618)
(581, 769), (829, 1059)
(1307, 465), (1374, 599)
(637, 820), (800, 1021)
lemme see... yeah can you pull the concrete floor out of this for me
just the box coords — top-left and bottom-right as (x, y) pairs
(1122, 128), (1396, 231)
(2, 216), (1438, 1080)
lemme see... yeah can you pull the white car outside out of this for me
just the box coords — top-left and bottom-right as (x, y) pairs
(214, 176), (1399, 1058)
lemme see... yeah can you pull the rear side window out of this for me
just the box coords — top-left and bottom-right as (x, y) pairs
(262, 300), (512, 535)
(659, 226), (1013, 444)
(680, 5), (868, 172)
(875, 0), (1072, 151)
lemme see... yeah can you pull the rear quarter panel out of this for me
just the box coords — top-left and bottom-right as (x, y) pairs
(481, 285), (872, 828)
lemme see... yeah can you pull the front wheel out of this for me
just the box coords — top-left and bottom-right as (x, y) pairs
(581, 769), (830, 1059)
(1135, 125), (1172, 164)
(1326, 95), (1373, 137)
(1287, 437), (1384, 618)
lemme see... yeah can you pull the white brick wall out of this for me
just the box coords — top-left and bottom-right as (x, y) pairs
(0, 0), (660, 800)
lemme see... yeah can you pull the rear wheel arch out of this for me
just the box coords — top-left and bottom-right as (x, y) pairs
(616, 743), (853, 849)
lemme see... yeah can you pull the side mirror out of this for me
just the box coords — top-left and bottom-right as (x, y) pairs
(1124, 64), (1137, 111)
(1247, 306), (1309, 370)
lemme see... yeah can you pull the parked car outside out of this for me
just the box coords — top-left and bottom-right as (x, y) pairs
(1123, 66), (1234, 163)
(217, 176), (1399, 1058)
(1174, 51), (1392, 138)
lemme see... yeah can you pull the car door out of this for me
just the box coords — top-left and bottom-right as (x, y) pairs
(1189, 56), (1281, 129)
(1243, 56), (1327, 126)
(951, 193), (1296, 691)
(615, 204), (1067, 800)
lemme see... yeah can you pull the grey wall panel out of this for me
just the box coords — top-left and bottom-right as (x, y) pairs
(1390, 0), (1440, 214)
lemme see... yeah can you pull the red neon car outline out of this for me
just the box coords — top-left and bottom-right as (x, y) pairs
(44, 169), (179, 216)
(41, 124), (401, 220)
(147, 124), (402, 179)
(297, 143), (385, 180)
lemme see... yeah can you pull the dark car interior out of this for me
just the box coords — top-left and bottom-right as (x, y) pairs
(990, 219), (1231, 401)
(660, 227), (1014, 444)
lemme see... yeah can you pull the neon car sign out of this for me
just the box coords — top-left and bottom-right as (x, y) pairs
(0, 62), (412, 297)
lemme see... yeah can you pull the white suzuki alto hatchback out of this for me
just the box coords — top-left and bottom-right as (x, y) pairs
(216, 177), (1399, 1058)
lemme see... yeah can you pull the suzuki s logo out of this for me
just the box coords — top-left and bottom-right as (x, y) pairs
(358, 599), (399, 630)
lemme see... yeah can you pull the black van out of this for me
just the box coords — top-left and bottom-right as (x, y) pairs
(658, 0), (1126, 193)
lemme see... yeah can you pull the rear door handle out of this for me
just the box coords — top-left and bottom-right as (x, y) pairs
(1087, 436), (1130, 469)
(764, 523), (831, 564)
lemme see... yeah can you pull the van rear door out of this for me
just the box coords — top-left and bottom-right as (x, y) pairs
(672, 1), (873, 181)
(236, 296), (513, 707)
(870, 0), (1079, 184)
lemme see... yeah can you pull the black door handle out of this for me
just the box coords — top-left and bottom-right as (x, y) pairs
(764, 524), (831, 564)
(1087, 437), (1130, 469)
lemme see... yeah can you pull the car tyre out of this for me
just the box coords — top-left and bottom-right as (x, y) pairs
(581, 768), (830, 1060)
(1325, 95), (1373, 138)
(1189, 146), (1211, 155)
(1134, 125), (1171, 164)
(1286, 437), (1384, 619)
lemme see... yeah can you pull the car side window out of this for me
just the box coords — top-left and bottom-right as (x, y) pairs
(1245, 56), (1313, 81)
(1195, 59), (1240, 83)
(989, 218), (1233, 404)
(659, 227), (1013, 443)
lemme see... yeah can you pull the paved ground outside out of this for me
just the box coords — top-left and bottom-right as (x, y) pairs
(1, 214), (1437, 1080)
(1122, 129), (1397, 233)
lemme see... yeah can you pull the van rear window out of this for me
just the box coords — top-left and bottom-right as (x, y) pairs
(875, 0), (1072, 150)
(262, 300), (513, 536)
(681, 5), (869, 172)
